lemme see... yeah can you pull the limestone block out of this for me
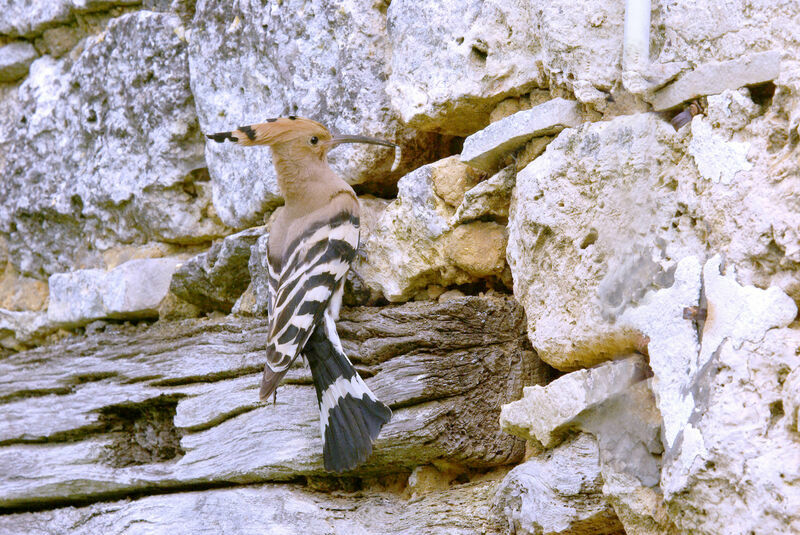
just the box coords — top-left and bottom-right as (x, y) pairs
(359, 157), (501, 302)
(48, 258), (182, 326)
(0, 12), (220, 278)
(617, 257), (702, 450)
(576, 381), (677, 535)
(46, 268), (107, 325)
(431, 158), (485, 207)
(170, 226), (266, 312)
(652, 51), (781, 111)
(386, 0), (624, 135)
(688, 117), (753, 184)
(452, 165), (515, 225)
(507, 113), (691, 370)
(0, 0), (140, 36)
(461, 98), (583, 172)
(493, 434), (625, 535)
(630, 255), (800, 534)
(0, 42), (37, 82)
(188, 0), (449, 227)
(500, 355), (649, 448)
(445, 222), (507, 279)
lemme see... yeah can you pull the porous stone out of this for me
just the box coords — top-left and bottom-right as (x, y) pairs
(617, 257), (702, 450)
(652, 51), (782, 111)
(628, 255), (800, 534)
(493, 433), (625, 535)
(461, 98), (583, 172)
(188, 0), (450, 227)
(507, 113), (693, 371)
(688, 116), (753, 184)
(576, 381), (675, 535)
(0, 0), (140, 36)
(359, 157), (504, 302)
(0, 11), (223, 278)
(445, 222), (507, 279)
(0, 309), (52, 350)
(0, 41), (37, 82)
(170, 226), (266, 312)
(0, 265), (48, 311)
(452, 165), (515, 225)
(431, 158), (485, 207)
(386, 0), (625, 135)
(500, 355), (649, 448)
(48, 257), (182, 326)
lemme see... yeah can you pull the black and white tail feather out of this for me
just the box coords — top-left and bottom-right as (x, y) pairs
(306, 317), (391, 472)
(260, 209), (391, 472)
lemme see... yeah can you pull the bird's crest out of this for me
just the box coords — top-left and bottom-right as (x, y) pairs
(207, 116), (331, 147)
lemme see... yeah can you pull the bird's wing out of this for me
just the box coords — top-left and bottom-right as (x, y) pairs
(259, 211), (359, 400)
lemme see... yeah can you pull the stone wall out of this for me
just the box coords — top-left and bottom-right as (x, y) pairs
(0, 0), (799, 533)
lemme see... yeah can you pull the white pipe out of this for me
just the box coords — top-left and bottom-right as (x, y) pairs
(623, 0), (651, 73)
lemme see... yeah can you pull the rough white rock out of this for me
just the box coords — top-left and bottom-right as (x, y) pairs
(0, 0), (140, 36)
(688, 117), (753, 184)
(386, 0), (624, 135)
(359, 157), (502, 301)
(634, 256), (800, 534)
(461, 98), (583, 172)
(0, 11), (221, 278)
(0, 309), (52, 350)
(188, 0), (446, 227)
(0, 41), (37, 82)
(494, 433), (624, 535)
(170, 226), (266, 312)
(452, 165), (515, 225)
(48, 258), (182, 326)
(618, 257), (702, 450)
(507, 113), (694, 370)
(500, 355), (649, 448)
(577, 381), (676, 534)
(652, 51), (782, 111)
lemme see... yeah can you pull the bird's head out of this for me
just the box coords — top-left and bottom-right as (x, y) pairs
(207, 116), (397, 163)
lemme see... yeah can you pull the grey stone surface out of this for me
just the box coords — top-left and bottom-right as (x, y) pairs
(506, 113), (695, 371)
(652, 51), (782, 110)
(187, 0), (450, 228)
(0, 0), (140, 36)
(170, 226), (266, 312)
(617, 257), (702, 451)
(386, 0), (624, 135)
(452, 165), (515, 225)
(500, 355), (649, 448)
(494, 433), (624, 535)
(0, 479), (505, 535)
(0, 41), (37, 82)
(48, 257), (182, 326)
(0, 296), (544, 509)
(0, 11), (224, 279)
(577, 380), (676, 535)
(359, 157), (502, 301)
(461, 98), (583, 172)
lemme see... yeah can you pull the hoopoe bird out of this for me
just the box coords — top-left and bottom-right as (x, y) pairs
(207, 116), (396, 472)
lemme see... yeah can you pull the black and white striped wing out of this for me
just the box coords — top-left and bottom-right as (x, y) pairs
(259, 212), (359, 400)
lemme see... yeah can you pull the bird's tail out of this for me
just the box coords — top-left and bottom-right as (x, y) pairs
(305, 326), (392, 473)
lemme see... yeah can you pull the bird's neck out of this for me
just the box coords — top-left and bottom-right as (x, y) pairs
(272, 151), (354, 213)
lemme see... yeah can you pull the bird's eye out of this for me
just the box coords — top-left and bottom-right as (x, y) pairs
(309, 136), (319, 145)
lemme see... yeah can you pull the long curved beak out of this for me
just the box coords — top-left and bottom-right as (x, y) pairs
(327, 134), (398, 149)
